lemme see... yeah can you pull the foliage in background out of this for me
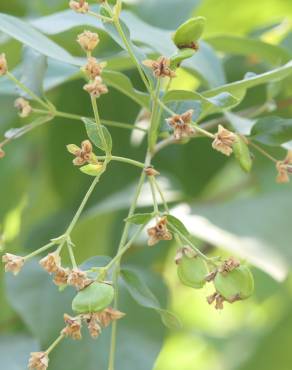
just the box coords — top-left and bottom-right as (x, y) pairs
(0, 1), (292, 370)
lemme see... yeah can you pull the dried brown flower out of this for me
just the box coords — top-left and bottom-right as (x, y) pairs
(166, 110), (195, 140)
(67, 140), (98, 166)
(67, 269), (91, 290)
(143, 56), (176, 78)
(83, 313), (102, 338)
(207, 292), (225, 310)
(62, 314), (82, 340)
(147, 217), (173, 246)
(218, 257), (240, 276)
(97, 307), (125, 327)
(77, 31), (99, 52)
(83, 76), (108, 98)
(14, 97), (32, 118)
(2, 253), (24, 275)
(205, 270), (217, 282)
(83, 57), (106, 79)
(212, 125), (236, 156)
(39, 252), (61, 274)
(276, 151), (292, 184)
(28, 352), (49, 370)
(69, 0), (89, 13)
(0, 53), (8, 76)
(53, 267), (70, 286)
(174, 246), (197, 264)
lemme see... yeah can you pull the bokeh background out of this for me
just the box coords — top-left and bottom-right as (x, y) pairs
(0, 0), (292, 369)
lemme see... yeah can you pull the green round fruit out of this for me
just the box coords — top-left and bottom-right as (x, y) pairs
(177, 255), (209, 289)
(214, 265), (254, 301)
(72, 282), (114, 313)
(172, 17), (206, 49)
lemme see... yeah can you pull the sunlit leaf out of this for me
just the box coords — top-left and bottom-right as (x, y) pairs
(250, 116), (292, 146)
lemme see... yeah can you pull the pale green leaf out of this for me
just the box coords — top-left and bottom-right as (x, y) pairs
(121, 268), (181, 330)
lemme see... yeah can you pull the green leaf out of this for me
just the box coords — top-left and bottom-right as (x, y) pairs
(166, 214), (190, 237)
(102, 70), (150, 108)
(250, 116), (292, 146)
(204, 60), (292, 102)
(0, 12), (78, 65)
(225, 111), (255, 136)
(20, 46), (47, 98)
(206, 35), (291, 65)
(125, 213), (153, 225)
(121, 268), (181, 330)
(83, 117), (112, 153)
(164, 90), (238, 119)
(233, 135), (253, 173)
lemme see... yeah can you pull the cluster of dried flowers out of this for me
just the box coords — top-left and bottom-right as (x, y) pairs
(0, 1), (290, 369)
(40, 252), (91, 289)
(28, 308), (124, 370)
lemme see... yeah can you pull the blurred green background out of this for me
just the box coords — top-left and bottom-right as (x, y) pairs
(0, 0), (292, 369)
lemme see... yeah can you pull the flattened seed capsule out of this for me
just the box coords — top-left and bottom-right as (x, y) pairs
(72, 282), (114, 313)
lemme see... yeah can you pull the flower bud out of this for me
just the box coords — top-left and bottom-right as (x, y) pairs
(72, 282), (115, 313)
(83, 57), (106, 79)
(0, 53), (8, 76)
(2, 253), (24, 275)
(83, 77), (108, 98)
(69, 0), (89, 13)
(68, 269), (91, 290)
(77, 31), (99, 52)
(176, 247), (209, 289)
(14, 97), (32, 118)
(53, 267), (70, 287)
(28, 351), (49, 370)
(214, 265), (254, 302)
(39, 252), (60, 274)
(62, 314), (82, 340)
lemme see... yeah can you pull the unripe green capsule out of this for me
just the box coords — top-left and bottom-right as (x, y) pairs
(172, 17), (206, 49)
(72, 282), (114, 313)
(214, 265), (254, 301)
(233, 135), (253, 173)
(177, 253), (209, 289)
